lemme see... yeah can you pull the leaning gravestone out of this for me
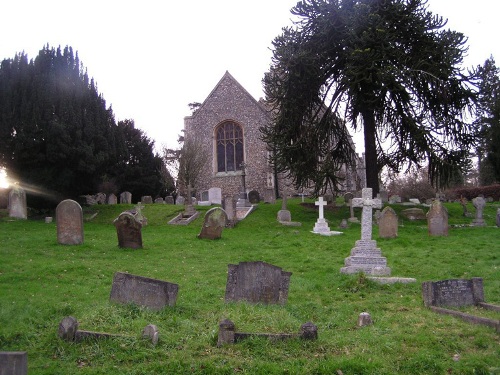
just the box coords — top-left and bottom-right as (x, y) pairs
(198, 207), (228, 239)
(8, 186), (27, 219)
(110, 272), (178, 310)
(378, 206), (398, 238)
(56, 199), (84, 245)
(427, 200), (448, 236)
(472, 196), (486, 226)
(340, 188), (391, 276)
(0, 351), (28, 375)
(120, 191), (132, 204)
(225, 261), (292, 305)
(113, 212), (143, 249)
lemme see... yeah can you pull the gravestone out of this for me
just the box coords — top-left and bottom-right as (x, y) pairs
(422, 278), (485, 308)
(341, 188), (391, 276)
(312, 197), (331, 233)
(165, 195), (174, 204)
(343, 192), (354, 205)
(113, 212), (143, 249)
(56, 199), (84, 245)
(339, 219), (348, 229)
(154, 197), (164, 204)
(401, 208), (426, 220)
(95, 192), (106, 204)
(277, 194), (291, 222)
(248, 190), (260, 204)
(472, 196), (486, 226)
(0, 188), (8, 209)
(107, 193), (117, 205)
(377, 190), (388, 203)
(120, 191), (132, 204)
(222, 195), (237, 227)
(208, 187), (222, 204)
(389, 195), (401, 204)
(496, 208), (500, 227)
(427, 200), (448, 236)
(225, 261), (292, 305)
(110, 272), (178, 310)
(197, 207), (228, 239)
(262, 189), (276, 204)
(176, 196), (185, 205)
(141, 195), (153, 204)
(459, 197), (469, 217)
(201, 190), (209, 202)
(378, 206), (398, 238)
(8, 186), (27, 219)
(358, 312), (373, 327)
(0, 351), (28, 375)
(346, 194), (359, 223)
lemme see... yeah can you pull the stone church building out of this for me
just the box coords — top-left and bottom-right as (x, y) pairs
(183, 71), (362, 202)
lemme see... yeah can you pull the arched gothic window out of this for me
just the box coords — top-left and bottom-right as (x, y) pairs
(216, 121), (244, 172)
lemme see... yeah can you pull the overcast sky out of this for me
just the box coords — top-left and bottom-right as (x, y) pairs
(1, 0), (498, 156)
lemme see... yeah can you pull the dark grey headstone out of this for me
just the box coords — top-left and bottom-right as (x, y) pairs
(154, 198), (164, 204)
(113, 212), (143, 249)
(225, 261), (292, 305)
(141, 196), (153, 204)
(110, 272), (178, 310)
(422, 278), (484, 308)
(0, 351), (28, 375)
(165, 196), (174, 204)
(248, 190), (260, 204)
(379, 206), (398, 238)
(426, 200), (448, 236)
(56, 199), (84, 245)
(198, 207), (228, 239)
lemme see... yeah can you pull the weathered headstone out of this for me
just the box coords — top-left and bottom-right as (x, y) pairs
(107, 193), (117, 205)
(472, 196), (486, 226)
(422, 278), (485, 308)
(389, 195), (401, 204)
(141, 195), (153, 204)
(56, 199), (84, 245)
(341, 188), (391, 276)
(95, 192), (106, 204)
(377, 190), (388, 203)
(197, 207), (228, 239)
(0, 351), (28, 375)
(110, 272), (178, 310)
(176, 196), (185, 205)
(200, 190), (209, 202)
(225, 261), (292, 305)
(277, 194), (292, 222)
(165, 195), (174, 204)
(120, 191), (132, 204)
(248, 190), (260, 204)
(427, 200), (448, 236)
(222, 195), (237, 227)
(378, 206), (398, 238)
(401, 207), (426, 220)
(357, 312), (373, 327)
(8, 186), (27, 219)
(312, 197), (331, 233)
(154, 197), (164, 204)
(113, 212), (143, 249)
(343, 192), (354, 205)
(208, 187), (222, 204)
(262, 189), (276, 204)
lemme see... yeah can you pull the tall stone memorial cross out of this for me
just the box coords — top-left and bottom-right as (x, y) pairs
(312, 196), (333, 234)
(315, 197), (327, 220)
(351, 188), (382, 241)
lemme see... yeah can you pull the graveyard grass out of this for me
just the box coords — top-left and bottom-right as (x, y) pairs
(1, 199), (499, 375)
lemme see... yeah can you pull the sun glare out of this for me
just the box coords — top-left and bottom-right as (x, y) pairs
(0, 169), (9, 188)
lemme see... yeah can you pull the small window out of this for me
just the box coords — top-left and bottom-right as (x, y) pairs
(216, 121), (244, 172)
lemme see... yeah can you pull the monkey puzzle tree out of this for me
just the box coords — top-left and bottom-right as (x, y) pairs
(262, 0), (477, 196)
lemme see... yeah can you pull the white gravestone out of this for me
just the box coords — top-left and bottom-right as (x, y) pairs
(312, 197), (342, 235)
(340, 188), (391, 275)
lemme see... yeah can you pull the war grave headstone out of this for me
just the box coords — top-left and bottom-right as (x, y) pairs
(312, 197), (342, 235)
(426, 200), (448, 236)
(208, 187), (222, 204)
(422, 278), (500, 332)
(107, 193), (117, 205)
(378, 206), (398, 238)
(8, 186), (27, 219)
(56, 199), (84, 245)
(248, 190), (260, 204)
(0, 351), (28, 375)
(217, 319), (317, 346)
(198, 207), (228, 239)
(58, 316), (159, 344)
(113, 212), (143, 249)
(120, 191), (132, 204)
(110, 272), (179, 310)
(225, 261), (292, 305)
(141, 195), (153, 204)
(472, 196), (486, 226)
(340, 188), (391, 276)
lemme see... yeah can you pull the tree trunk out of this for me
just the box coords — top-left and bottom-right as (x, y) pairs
(361, 110), (380, 197)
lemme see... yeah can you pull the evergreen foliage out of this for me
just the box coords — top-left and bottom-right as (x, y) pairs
(0, 45), (169, 206)
(263, 0), (477, 196)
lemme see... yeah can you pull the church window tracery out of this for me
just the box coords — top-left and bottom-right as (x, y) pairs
(216, 121), (244, 172)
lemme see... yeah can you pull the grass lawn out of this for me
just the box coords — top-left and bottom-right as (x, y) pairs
(1, 198), (499, 374)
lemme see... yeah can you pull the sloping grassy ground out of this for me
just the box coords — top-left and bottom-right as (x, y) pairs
(0, 199), (499, 374)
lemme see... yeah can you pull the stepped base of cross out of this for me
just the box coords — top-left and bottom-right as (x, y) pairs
(340, 240), (391, 276)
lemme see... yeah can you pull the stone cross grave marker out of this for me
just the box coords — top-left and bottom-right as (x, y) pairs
(340, 188), (391, 276)
(8, 186), (27, 219)
(427, 200), (448, 236)
(110, 272), (178, 310)
(378, 206), (398, 238)
(113, 212), (143, 249)
(198, 207), (228, 239)
(225, 261), (292, 305)
(472, 196), (486, 226)
(56, 199), (84, 245)
(312, 196), (331, 233)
